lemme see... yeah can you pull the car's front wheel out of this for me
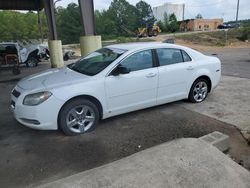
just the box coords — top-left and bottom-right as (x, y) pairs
(59, 98), (99, 136)
(188, 79), (209, 103)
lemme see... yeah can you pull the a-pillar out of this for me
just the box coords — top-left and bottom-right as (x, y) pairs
(43, 0), (64, 68)
(78, 0), (102, 56)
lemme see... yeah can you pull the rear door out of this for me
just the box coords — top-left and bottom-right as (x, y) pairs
(105, 49), (158, 116)
(156, 48), (196, 104)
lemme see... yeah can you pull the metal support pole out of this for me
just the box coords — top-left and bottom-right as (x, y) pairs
(43, 0), (63, 68)
(78, 0), (96, 35)
(37, 10), (43, 43)
(236, 0), (240, 22)
(78, 0), (101, 56)
(43, 0), (57, 40)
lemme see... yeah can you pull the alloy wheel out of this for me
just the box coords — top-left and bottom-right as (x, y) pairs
(193, 81), (208, 102)
(66, 105), (95, 133)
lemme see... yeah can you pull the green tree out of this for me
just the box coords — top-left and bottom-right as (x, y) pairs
(56, 3), (83, 44)
(162, 13), (179, 33)
(95, 10), (117, 36)
(156, 20), (165, 32)
(163, 12), (170, 32)
(136, 0), (155, 27)
(195, 13), (203, 19)
(108, 0), (138, 35)
(168, 13), (179, 32)
(0, 10), (47, 41)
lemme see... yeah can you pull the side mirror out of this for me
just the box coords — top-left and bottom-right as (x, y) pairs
(112, 65), (130, 76)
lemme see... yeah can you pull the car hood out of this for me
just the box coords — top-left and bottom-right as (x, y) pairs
(17, 67), (89, 90)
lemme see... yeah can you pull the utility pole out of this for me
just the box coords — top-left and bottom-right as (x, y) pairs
(182, 4), (185, 21)
(236, 0), (240, 22)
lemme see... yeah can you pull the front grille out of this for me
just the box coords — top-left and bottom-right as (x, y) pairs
(12, 89), (21, 98)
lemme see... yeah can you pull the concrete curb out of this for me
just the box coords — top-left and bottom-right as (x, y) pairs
(199, 131), (229, 152)
(37, 138), (250, 188)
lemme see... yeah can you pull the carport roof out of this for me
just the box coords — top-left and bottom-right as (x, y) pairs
(0, 0), (44, 11)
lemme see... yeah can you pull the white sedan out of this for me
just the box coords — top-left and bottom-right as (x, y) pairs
(11, 42), (221, 135)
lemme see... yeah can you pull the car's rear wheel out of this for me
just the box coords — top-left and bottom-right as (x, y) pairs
(188, 79), (209, 103)
(59, 98), (99, 136)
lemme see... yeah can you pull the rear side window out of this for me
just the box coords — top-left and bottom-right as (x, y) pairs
(181, 50), (192, 62)
(156, 48), (183, 66)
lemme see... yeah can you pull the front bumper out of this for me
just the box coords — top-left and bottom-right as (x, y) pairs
(11, 86), (64, 130)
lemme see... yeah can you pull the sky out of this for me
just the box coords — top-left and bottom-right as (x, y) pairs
(57, 0), (250, 22)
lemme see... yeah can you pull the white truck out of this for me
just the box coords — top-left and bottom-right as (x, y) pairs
(0, 42), (49, 68)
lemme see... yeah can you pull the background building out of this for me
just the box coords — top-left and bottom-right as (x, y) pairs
(180, 19), (224, 31)
(153, 3), (185, 22)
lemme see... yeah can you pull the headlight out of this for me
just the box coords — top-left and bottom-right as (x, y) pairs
(23, 91), (52, 106)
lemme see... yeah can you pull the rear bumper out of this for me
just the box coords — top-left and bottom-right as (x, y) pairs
(211, 70), (221, 92)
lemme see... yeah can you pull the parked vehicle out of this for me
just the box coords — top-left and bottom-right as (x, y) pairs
(137, 25), (161, 37)
(63, 50), (75, 61)
(0, 42), (48, 68)
(120, 24), (161, 38)
(11, 42), (221, 135)
(163, 38), (175, 44)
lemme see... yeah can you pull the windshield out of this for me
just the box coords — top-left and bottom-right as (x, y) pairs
(67, 47), (126, 76)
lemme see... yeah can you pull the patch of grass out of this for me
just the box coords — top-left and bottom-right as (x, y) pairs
(102, 36), (155, 46)
(176, 28), (248, 46)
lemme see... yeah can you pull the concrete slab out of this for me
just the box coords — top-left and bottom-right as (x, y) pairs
(180, 76), (250, 141)
(199, 131), (229, 152)
(2, 80), (250, 187)
(38, 138), (250, 188)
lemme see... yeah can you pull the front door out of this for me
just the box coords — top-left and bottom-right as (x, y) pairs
(105, 49), (158, 116)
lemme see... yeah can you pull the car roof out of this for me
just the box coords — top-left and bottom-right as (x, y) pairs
(107, 42), (184, 51)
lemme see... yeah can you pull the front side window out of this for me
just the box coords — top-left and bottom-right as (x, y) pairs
(67, 48), (125, 76)
(156, 48), (184, 66)
(120, 50), (153, 72)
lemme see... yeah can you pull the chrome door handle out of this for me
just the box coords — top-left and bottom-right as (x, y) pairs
(187, 66), (194, 70)
(146, 73), (157, 78)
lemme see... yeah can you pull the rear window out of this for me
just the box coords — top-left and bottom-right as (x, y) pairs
(156, 48), (192, 66)
(156, 48), (183, 66)
(181, 50), (192, 62)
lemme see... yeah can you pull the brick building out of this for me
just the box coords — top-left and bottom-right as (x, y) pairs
(180, 19), (223, 31)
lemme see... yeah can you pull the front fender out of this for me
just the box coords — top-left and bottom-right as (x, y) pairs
(51, 81), (107, 118)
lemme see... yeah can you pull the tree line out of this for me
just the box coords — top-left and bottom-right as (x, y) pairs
(0, 0), (180, 44)
(0, 10), (48, 42)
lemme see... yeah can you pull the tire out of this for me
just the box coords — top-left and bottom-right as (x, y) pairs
(26, 57), (38, 67)
(153, 30), (158, 36)
(63, 53), (69, 61)
(12, 66), (21, 75)
(188, 78), (209, 103)
(59, 98), (99, 136)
